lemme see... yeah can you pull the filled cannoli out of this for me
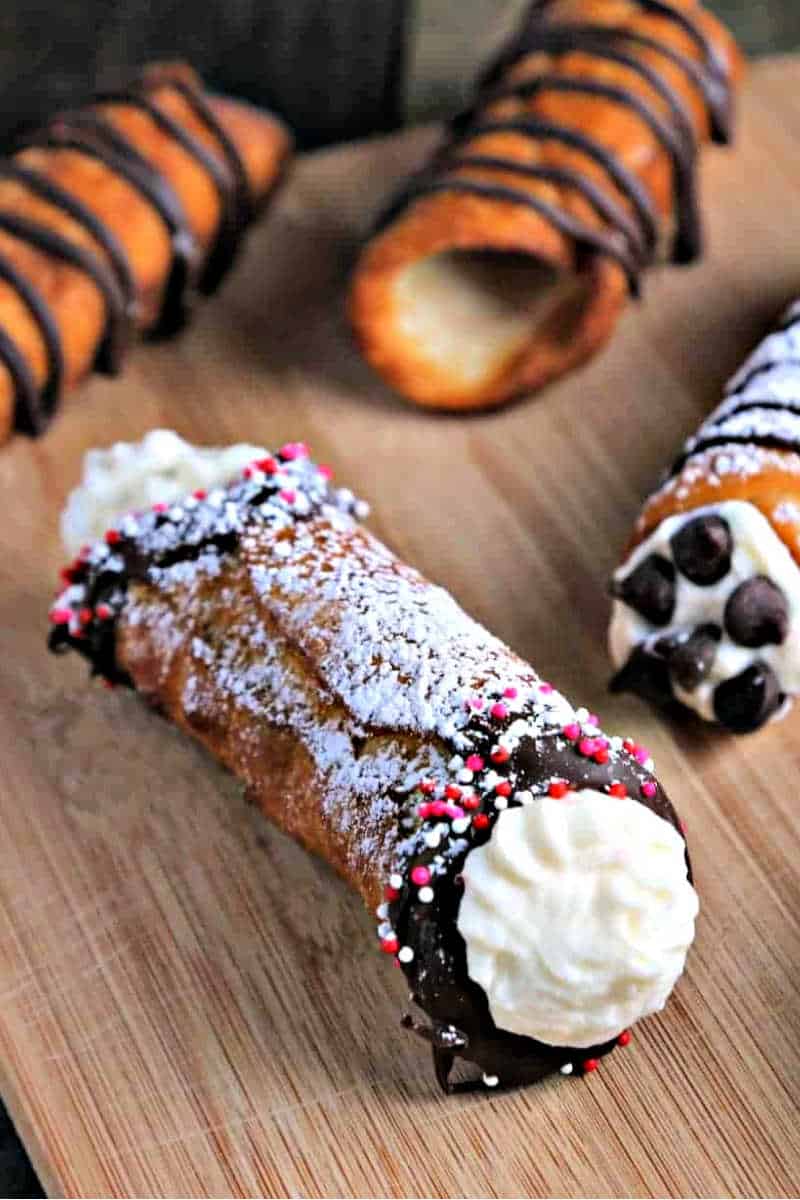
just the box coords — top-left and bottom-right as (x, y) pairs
(350, 0), (742, 411)
(610, 301), (800, 733)
(50, 442), (697, 1091)
(0, 62), (291, 441)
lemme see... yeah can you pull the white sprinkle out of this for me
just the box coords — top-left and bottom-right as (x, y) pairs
(354, 499), (370, 520)
(398, 946), (414, 964)
(425, 830), (441, 849)
(418, 886), (434, 903)
(376, 902), (388, 919)
(458, 768), (474, 784)
(482, 1074), (499, 1088)
(451, 817), (470, 834)
(494, 796), (508, 810)
(560, 1063), (574, 1076)
(448, 755), (464, 771)
(377, 921), (394, 939)
(515, 790), (534, 806)
(389, 873), (403, 890)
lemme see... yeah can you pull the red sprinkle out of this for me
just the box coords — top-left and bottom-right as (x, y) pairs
(318, 464), (333, 480)
(495, 781), (512, 798)
(641, 780), (658, 799)
(256, 456), (279, 474)
(503, 686), (518, 699)
(380, 937), (399, 955)
(384, 884), (399, 901)
(59, 567), (75, 585)
(419, 780), (436, 795)
(634, 747), (650, 765)
(430, 800), (447, 817)
(623, 738), (636, 754)
(410, 866), (431, 887)
(465, 754), (484, 772)
(594, 748), (610, 765)
(548, 780), (570, 799)
(473, 813), (490, 831)
(444, 784), (462, 801)
(193, 488), (207, 500)
(104, 529), (121, 545)
(152, 501), (169, 513)
(608, 782), (628, 798)
(280, 441), (309, 460)
(617, 1030), (631, 1047)
(418, 802), (432, 820)
(563, 722), (581, 741)
(679, 818), (688, 835)
(462, 794), (480, 811)
(242, 466), (253, 479)
(582, 1059), (599, 1073)
(490, 702), (508, 720)
(491, 746), (510, 764)
(79, 607), (93, 626)
(49, 607), (72, 625)
(96, 603), (112, 621)
(102, 678), (115, 689)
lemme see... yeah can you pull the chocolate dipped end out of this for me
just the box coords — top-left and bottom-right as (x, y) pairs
(388, 703), (689, 1091)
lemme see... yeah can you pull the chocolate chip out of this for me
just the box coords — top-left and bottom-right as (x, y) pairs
(670, 514), (732, 585)
(668, 625), (721, 691)
(724, 576), (789, 647)
(610, 644), (674, 706)
(713, 663), (784, 733)
(613, 554), (675, 625)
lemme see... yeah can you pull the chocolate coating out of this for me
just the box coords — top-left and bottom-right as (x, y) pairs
(670, 514), (733, 585)
(713, 662), (783, 733)
(724, 576), (789, 648)
(614, 554), (676, 625)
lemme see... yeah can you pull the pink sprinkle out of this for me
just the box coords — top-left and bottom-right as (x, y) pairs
(466, 754), (484, 772)
(634, 747), (650, 765)
(49, 607), (72, 625)
(539, 683), (554, 695)
(411, 866), (431, 887)
(563, 722), (581, 741)
(318, 464), (333, 480)
(280, 441), (309, 460)
(279, 489), (297, 505)
(579, 737), (598, 757)
(431, 800), (447, 817)
(588, 713), (599, 727)
(418, 802), (432, 819)
(466, 697), (485, 712)
(490, 702), (508, 720)
(641, 780), (658, 798)
(679, 818), (688, 835)
(503, 686), (518, 699)
(445, 805), (465, 820)
(152, 501), (169, 513)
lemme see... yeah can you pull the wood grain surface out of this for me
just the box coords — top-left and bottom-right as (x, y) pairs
(0, 56), (799, 1200)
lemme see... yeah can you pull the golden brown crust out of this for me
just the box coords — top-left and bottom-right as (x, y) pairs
(0, 67), (292, 442)
(350, 0), (743, 411)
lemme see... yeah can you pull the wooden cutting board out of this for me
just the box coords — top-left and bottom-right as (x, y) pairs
(1, 57), (800, 1200)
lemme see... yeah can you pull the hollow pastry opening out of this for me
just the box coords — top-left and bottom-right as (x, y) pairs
(391, 249), (591, 395)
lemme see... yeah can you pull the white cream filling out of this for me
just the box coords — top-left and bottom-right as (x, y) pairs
(609, 501), (800, 722)
(457, 790), (697, 1049)
(61, 430), (267, 555)
(392, 251), (579, 390)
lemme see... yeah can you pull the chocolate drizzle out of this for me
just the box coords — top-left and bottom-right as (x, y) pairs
(0, 66), (268, 435)
(379, 0), (734, 291)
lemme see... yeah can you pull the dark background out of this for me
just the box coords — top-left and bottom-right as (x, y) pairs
(0, 0), (796, 1193)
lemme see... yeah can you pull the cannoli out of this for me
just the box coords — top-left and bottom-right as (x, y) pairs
(0, 63), (291, 441)
(610, 301), (800, 733)
(350, 0), (742, 411)
(49, 443), (697, 1091)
